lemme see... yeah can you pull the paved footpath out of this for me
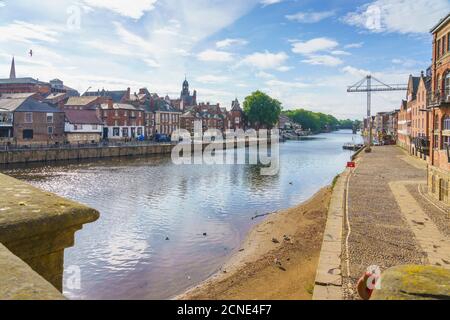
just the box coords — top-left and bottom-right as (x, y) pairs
(343, 146), (450, 300)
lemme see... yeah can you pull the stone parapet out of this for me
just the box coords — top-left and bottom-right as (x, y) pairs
(0, 173), (99, 295)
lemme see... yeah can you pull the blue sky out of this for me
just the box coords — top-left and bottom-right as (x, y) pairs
(0, 0), (449, 119)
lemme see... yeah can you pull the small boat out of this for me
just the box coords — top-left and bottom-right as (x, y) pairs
(343, 143), (364, 151)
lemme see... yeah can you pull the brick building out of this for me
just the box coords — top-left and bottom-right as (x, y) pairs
(100, 101), (145, 140)
(0, 94), (64, 144)
(0, 58), (78, 97)
(397, 100), (410, 150)
(226, 98), (244, 131)
(64, 109), (103, 144)
(428, 13), (450, 204)
(410, 72), (431, 159)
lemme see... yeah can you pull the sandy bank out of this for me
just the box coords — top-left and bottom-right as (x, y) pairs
(177, 186), (332, 300)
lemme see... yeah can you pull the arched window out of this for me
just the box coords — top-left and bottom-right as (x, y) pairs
(444, 115), (450, 131)
(445, 72), (450, 94)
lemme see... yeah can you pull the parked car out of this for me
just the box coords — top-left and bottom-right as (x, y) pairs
(155, 133), (171, 142)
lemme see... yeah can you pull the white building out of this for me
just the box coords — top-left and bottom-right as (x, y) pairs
(64, 109), (103, 143)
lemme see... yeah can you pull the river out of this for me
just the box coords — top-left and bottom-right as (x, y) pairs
(2, 130), (362, 299)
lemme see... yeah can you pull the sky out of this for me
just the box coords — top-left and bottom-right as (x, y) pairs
(0, 0), (449, 119)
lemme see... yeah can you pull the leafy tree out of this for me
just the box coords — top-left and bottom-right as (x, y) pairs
(283, 108), (355, 133)
(243, 91), (282, 129)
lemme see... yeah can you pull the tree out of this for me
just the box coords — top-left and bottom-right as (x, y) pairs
(243, 91), (282, 129)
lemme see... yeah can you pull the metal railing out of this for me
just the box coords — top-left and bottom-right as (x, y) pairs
(428, 89), (450, 106)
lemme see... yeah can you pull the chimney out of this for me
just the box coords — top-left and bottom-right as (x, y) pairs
(9, 57), (16, 79)
(126, 87), (131, 100)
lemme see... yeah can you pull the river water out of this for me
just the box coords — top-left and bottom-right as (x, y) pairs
(2, 130), (362, 299)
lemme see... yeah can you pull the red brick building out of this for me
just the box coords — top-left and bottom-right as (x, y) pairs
(397, 100), (410, 150)
(100, 100), (145, 140)
(0, 94), (64, 144)
(428, 13), (450, 204)
(226, 98), (244, 131)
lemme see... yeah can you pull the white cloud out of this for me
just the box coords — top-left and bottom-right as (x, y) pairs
(341, 65), (371, 78)
(241, 51), (289, 70)
(195, 75), (229, 83)
(143, 58), (160, 68)
(216, 38), (248, 48)
(286, 11), (335, 23)
(197, 49), (234, 62)
(277, 66), (293, 72)
(331, 50), (351, 56)
(291, 38), (338, 54)
(344, 42), (364, 49)
(260, 0), (283, 7)
(255, 71), (275, 79)
(83, 0), (157, 19)
(302, 55), (343, 66)
(0, 21), (59, 43)
(265, 79), (310, 89)
(342, 0), (450, 34)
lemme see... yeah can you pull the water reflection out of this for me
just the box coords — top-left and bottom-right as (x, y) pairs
(2, 130), (362, 299)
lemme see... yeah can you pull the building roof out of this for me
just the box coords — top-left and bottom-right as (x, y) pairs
(83, 89), (128, 103)
(0, 92), (37, 99)
(0, 77), (49, 85)
(65, 109), (103, 125)
(100, 103), (143, 111)
(66, 96), (99, 106)
(0, 96), (62, 113)
(430, 13), (450, 33)
(231, 98), (242, 112)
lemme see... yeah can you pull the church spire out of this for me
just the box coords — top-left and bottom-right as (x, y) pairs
(9, 57), (16, 79)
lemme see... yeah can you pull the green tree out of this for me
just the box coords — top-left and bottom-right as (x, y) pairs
(243, 91), (282, 129)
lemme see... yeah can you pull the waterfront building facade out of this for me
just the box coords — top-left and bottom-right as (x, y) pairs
(0, 94), (65, 144)
(227, 98), (244, 131)
(397, 100), (410, 150)
(428, 13), (450, 204)
(64, 109), (103, 144)
(100, 101), (145, 140)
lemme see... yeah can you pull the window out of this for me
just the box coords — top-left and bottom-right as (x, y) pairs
(443, 136), (450, 149)
(74, 124), (83, 130)
(431, 175), (436, 194)
(92, 124), (98, 130)
(443, 37), (446, 56)
(113, 127), (120, 136)
(47, 113), (53, 123)
(115, 110), (119, 117)
(434, 134), (440, 149)
(122, 127), (128, 137)
(439, 179), (448, 203)
(448, 33), (450, 52)
(24, 112), (33, 123)
(48, 126), (53, 135)
(124, 111), (128, 116)
(437, 38), (441, 59)
(137, 127), (142, 136)
(23, 129), (33, 139)
(444, 116), (450, 130)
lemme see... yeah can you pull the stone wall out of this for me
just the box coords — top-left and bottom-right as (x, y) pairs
(0, 143), (174, 164)
(0, 173), (99, 299)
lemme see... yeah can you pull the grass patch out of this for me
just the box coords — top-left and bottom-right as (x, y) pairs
(331, 174), (340, 189)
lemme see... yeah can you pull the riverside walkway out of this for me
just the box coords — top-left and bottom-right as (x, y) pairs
(342, 146), (450, 299)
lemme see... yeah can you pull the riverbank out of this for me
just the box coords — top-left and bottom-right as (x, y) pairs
(177, 186), (332, 300)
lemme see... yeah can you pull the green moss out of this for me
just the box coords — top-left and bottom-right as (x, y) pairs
(331, 175), (340, 189)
